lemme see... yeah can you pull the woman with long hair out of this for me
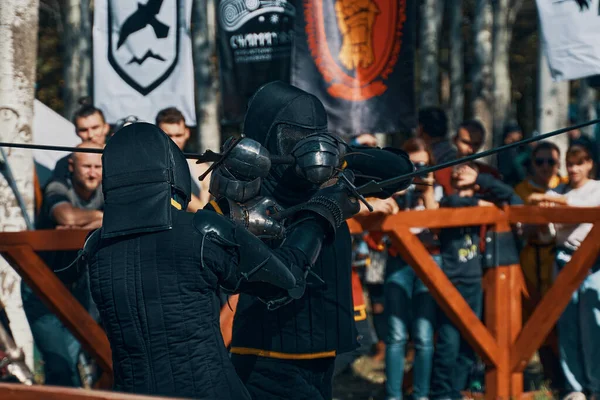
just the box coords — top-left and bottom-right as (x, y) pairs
(384, 138), (442, 400)
(531, 144), (600, 400)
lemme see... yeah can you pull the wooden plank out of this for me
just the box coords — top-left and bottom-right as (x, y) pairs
(0, 383), (186, 400)
(349, 207), (503, 233)
(509, 266), (525, 398)
(348, 206), (600, 235)
(508, 206), (600, 224)
(2, 246), (113, 375)
(220, 294), (239, 348)
(510, 224), (600, 372)
(94, 372), (113, 391)
(384, 207), (503, 230)
(390, 225), (499, 366)
(484, 266), (512, 400)
(487, 216), (524, 399)
(0, 230), (89, 251)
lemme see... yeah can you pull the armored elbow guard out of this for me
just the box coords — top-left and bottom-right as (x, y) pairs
(193, 210), (298, 295)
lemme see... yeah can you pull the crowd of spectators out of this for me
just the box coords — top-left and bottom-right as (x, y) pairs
(347, 108), (600, 400)
(22, 100), (600, 400)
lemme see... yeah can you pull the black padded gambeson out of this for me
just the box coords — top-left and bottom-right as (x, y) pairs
(230, 82), (413, 358)
(88, 210), (251, 400)
(231, 222), (357, 355)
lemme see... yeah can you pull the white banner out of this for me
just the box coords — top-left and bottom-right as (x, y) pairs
(93, 0), (196, 125)
(537, 0), (600, 81)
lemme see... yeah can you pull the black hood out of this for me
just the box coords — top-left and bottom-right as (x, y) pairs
(101, 122), (191, 239)
(243, 81), (329, 205)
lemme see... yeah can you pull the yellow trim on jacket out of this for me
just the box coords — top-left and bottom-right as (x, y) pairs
(230, 347), (336, 360)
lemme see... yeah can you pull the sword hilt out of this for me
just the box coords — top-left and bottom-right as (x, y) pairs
(338, 171), (373, 212)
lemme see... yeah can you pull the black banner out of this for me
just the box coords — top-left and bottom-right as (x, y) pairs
(291, 0), (416, 138)
(217, 0), (296, 125)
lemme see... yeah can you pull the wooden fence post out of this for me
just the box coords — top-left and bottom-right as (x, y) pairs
(484, 216), (524, 399)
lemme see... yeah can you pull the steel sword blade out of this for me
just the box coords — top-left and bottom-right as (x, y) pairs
(0, 141), (295, 164)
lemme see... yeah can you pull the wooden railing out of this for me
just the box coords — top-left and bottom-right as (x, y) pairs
(221, 205), (600, 400)
(1, 205), (599, 399)
(0, 230), (112, 389)
(0, 383), (185, 400)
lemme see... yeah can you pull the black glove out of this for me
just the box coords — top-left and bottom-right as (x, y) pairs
(299, 170), (361, 235)
(344, 146), (414, 198)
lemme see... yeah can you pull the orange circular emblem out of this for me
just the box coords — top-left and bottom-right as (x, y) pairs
(304, 0), (407, 101)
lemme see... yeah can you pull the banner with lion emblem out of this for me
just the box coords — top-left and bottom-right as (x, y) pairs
(291, 0), (416, 137)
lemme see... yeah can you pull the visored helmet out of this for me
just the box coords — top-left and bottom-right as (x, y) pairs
(101, 122), (191, 238)
(243, 81), (330, 204)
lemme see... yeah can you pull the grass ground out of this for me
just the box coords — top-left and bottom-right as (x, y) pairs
(332, 355), (558, 400)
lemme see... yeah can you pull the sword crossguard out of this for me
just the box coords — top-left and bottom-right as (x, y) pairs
(196, 137), (243, 181)
(338, 172), (373, 212)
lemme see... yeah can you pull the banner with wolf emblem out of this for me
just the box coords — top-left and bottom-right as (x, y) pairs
(93, 0), (196, 125)
(537, 0), (600, 81)
(217, 0), (296, 125)
(291, 0), (416, 137)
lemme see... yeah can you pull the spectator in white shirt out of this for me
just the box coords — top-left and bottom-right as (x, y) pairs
(532, 144), (600, 400)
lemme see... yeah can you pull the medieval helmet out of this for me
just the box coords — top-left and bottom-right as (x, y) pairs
(100, 122), (191, 238)
(243, 81), (330, 204)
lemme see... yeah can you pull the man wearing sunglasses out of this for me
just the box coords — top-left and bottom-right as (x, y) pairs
(515, 141), (567, 297)
(514, 141), (569, 388)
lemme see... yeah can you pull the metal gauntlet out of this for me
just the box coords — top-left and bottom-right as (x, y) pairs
(291, 133), (345, 186)
(223, 196), (286, 240)
(208, 137), (272, 203)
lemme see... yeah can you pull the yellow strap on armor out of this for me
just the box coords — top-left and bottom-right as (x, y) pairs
(170, 198), (182, 210)
(210, 199), (224, 216)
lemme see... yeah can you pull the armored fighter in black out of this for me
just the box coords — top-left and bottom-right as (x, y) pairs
(79, 123), (361, 399)
(209, 82), (415, 400)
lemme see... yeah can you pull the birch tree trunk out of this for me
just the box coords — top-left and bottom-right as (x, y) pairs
(448, 0), (464, 134)
(538, 42), (569, 176)
(62, 0), (91, 120)
(192, 0), (220, 152)
(0, 0), (39, 370)
(471, 0), (493, 152)
(491, 0), (510, 154)
(419, 0), (444, 107)
(491, 0), (523, 154)
(578, 79), (598, 138)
